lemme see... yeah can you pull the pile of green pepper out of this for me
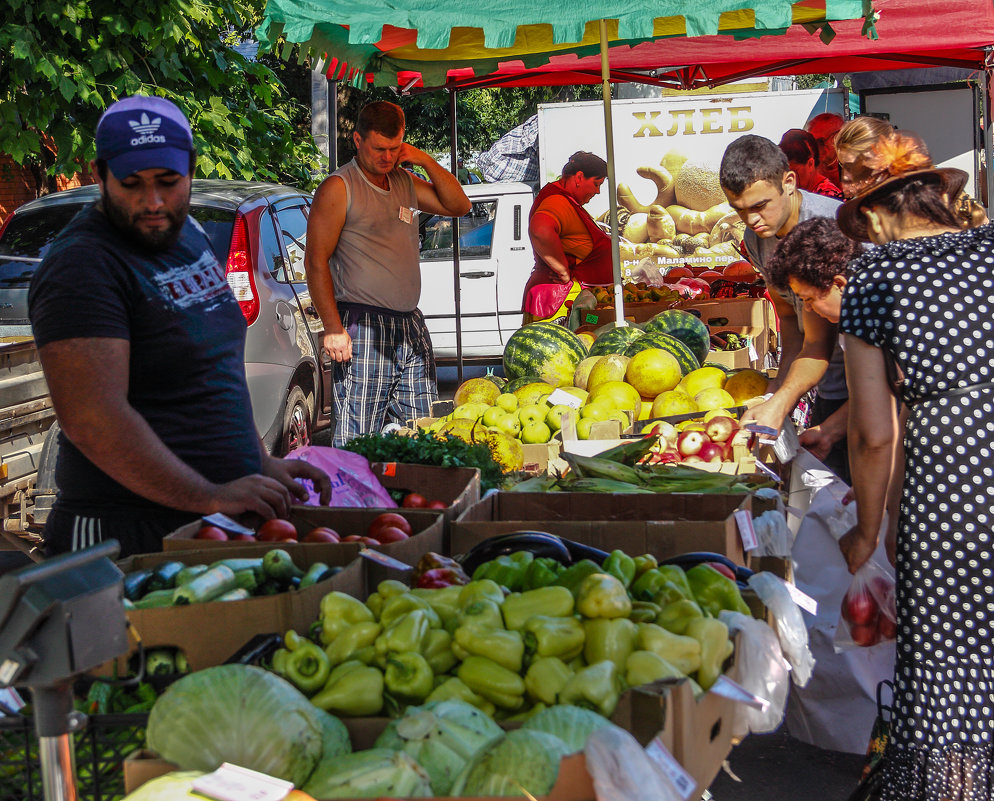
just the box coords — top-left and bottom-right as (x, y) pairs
(269, 547), (752, 722)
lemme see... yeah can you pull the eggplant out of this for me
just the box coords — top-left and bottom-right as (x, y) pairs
(558, 538), (610, 564)
(122, 569), (154, 601)
(457, 531), (572, 576)
(660, 551), (754, 584)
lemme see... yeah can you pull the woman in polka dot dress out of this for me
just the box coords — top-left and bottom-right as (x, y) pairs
(837, 131), (994, 801)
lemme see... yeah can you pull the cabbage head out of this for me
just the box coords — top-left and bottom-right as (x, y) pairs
(146, 665), (322, 787)
(302, 749), (432, 798)
(315, 709), (352, 761)
(521, 704), (612, 753)
(374, 700), (503, 794)
(122, 772), (204, 800)
(450, 729), (571, 797)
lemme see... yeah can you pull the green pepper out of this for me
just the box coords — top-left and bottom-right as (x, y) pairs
(411, 585), (463, 631)
(575, 573), (632, 619)
(524, 657), (573, 706)
(523, 557), (564, 590)
(324, 621), (382, 666)
(685, 564), (751, 617)
(320, 591), (375, 645)
(365, 579), (408, 620)
(311, 660), (384, 716)
(629, 601), (662, 625)
(630, 569), (689, 605)
(658, 565), (695, 600)
(374, 609), (431, 659)
(559, 660), (623, 717)
(637, 623), (702, 676)
(282, 630), (332, 695)
(458, 579), (506, 609)
(453, 625), (524, 672)
(582, 618), (637, 669)
(522, 616), (585, 662)
(501, 586), (575, 630)
(553, 559), (602, 597)
(423, 628), (458, 675)
(426, 677), (496, 717)
(380, 593), (442, 629)
(271, 648), (290, 676)
(504, 702), (548, 723)
(655, 598), (705, 635)
(457, 655), (525, 710)
(625, 650), (685, 688)
(601, 550), (636, 589)
(384, 652), (434, 704)
(633, 554), (658, 578)
(686, 617), (733, 690)
(472, 552), (533, 591)
(455, 599), (505, 631)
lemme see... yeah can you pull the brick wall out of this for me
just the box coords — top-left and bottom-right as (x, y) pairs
(0, 155), (95, 225)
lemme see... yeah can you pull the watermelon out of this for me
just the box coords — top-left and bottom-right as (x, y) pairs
(624, 331), (700, 375)
(642, 309), (711, 365)
(503, 375), (550, 393)
(587, 326), (646, 358)
(503, 323), (587, 387)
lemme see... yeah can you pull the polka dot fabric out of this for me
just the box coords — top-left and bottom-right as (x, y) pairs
(840, 223), (994, 801)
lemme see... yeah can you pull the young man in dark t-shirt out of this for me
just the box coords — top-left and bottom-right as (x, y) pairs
(28, 96), (330, 556)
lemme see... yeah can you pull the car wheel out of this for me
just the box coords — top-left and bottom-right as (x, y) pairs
(281, 386), (313, 456)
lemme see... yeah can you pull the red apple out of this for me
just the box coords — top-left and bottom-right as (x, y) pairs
(426, 499), (448, 510)
(401, 493), (428, 508)
(697, 442), (727, 463)
(195, 525), (228, 540)
(704, 416), (737, 443)
(841, 585), (879, 627)
(303, 527), (340, 543)
(658, 450), (681, 464)
(374, 525), (409, 543)
(850, 622), (881, 647)
(676, 429), (708, 457)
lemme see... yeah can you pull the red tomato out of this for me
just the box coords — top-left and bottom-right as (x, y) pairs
(401, 492), (428, 508)
(877, 614), (898, 640)
(368, 513), (412, 539)
(426, 499), (448, 510)
(850, 622), (881, 647)
(228, 532), (257, 542)
(374, 526), (409, 543)
(706, 562), (736, 581)
(258, 518), (298, 542)
(303, 527), (340, 544)
(195, 525), (228, 540)
(358, 536), (381, 546)
(841, 585), (878, 626)
(341, 535), (364, 542)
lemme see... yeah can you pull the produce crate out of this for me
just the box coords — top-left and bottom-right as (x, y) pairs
(451, 491), (753, 566)
(369, 462), (480, 535)
(1, 712), (147, 801)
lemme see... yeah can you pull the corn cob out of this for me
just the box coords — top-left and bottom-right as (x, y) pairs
(562, 452), (646, 484)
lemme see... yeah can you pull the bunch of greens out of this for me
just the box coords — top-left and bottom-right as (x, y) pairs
(342, 431), (504, 492)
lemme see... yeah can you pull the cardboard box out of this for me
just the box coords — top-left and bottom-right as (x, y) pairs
(451, 492), (751, 566)
(369, 462), (479, 517)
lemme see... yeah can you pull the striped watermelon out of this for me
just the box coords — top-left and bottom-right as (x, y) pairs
(643, 309), (711, 366)
(588, 325), (645, 358)
(503, 323), (587, 387)
(624, 331), (700, 375)
(504, 375), (550, 393)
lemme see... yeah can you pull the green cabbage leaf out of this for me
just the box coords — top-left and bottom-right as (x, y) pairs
(302, 748), (432, 798)
(521, 704), (613, 753)
(451, 729), (571, 797)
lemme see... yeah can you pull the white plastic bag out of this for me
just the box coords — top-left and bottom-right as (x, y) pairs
(719, 610), (791, 737)
(750, 509), (793, 557)
(834, 557), (897, 650)
(585, 724), (682, 801)
(748, 572), (815, 687)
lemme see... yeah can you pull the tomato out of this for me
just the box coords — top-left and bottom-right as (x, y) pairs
(850, 622), (881, 647)
(358, 536), (381, 546)
(228, 532), (257, 542)
(401, 493), (428, 508)
(841, 585), (878, 626)
(341, 535), (364, 542)
(426, 499), (448, 510)
(303, 527), (340, 544)
(368, 513), (413, 539)
(373, 526), (409, 543)
(706, 562), (736, 581)
(195, 525), (228, 540)
(877, 614), (898, 640)
(258, 518), (298, 542)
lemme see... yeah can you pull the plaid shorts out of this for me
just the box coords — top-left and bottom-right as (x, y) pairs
(332, 303), (438, 446)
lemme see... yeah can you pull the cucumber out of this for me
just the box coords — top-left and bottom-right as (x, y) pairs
(172, 565), (237, 605)
(216, 588), (251, 602)
(175, 564), (209, 586)
(210, 557), (265, 574)
(122, 570), (154, 601)
(133, 589), (177, 609)
(233, 568), (259, 592)
(146, 561), (186, 592)
(299, 562), (330, 589)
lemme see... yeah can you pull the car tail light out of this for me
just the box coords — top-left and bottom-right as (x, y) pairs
(225, 211), (259, 325)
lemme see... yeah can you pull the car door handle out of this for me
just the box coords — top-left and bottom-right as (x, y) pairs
(304, 305), (320, 318)
(460, 271), (495, 279)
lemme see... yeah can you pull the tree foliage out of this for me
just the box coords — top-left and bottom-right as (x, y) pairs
(1, 0), (321, 195)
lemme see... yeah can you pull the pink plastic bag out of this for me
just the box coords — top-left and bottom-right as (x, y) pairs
(284, 445), (397, 508)
(835, 558), (897, 650)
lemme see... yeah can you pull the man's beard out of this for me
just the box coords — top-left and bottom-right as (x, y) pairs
(102, 190), (190, 252)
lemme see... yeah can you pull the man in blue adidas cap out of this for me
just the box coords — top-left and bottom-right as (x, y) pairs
(28, 95), (330, 558)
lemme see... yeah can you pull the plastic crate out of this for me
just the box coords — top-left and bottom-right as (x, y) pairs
(0, 713), (147, 801)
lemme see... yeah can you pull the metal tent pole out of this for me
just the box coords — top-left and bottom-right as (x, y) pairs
(327, 78), (338, 171)
(448, 88), (464, 384)
(598, 19), (625, 327)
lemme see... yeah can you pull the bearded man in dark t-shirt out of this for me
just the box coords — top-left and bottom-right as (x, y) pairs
(28, 95), (329, 557)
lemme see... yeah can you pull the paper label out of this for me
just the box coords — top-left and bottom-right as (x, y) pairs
(782, 577), (818, 615)
(381, 462), (398, 477)
(734, 509), (759, 551)
(748, 338), (759, 362)
(192, 763), (293, 801)
(709, 675), (770, 712)
(584, 313), (598, 324)
(645, 737), (696, 800)
(201, 513), (255, 537)
(546, 388), (583, 409)
(359, 548), (412, 572)
(0, 687), (25, 715)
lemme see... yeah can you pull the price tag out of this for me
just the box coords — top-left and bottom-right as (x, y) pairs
(645, 737), (696, 800)
(380, 462), (398, 477)
(782, 577), (818, 615)
(709, 675), (770, 712)
(733, 509), (759, 551)
(201, 513), (255, 537)
(585, 313), (599, 324)
(192, 763), (293, 801)
(0, 687), (25, 715)
(546, 388), (583, 409)
(359, 548), (413, 572)
(748, 338), (759, 362)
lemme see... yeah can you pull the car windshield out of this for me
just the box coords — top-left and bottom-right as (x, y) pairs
(0, 203), (90, 287)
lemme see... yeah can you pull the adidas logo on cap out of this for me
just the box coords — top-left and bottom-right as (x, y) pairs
(128, 113), (166, 146)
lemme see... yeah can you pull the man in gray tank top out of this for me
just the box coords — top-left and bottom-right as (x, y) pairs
(720, 135), (851, 482)
(304, 102), (470, 445)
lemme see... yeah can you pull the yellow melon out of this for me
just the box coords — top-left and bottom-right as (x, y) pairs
(453, 377), (501, 407)
(694, 387), (736, 412)
(586, 354), (631, 393)
(626, 348), (682, 398)
(588, 380), (642, 418)
(723, 369), (770, 404)
(678, 366), (727, 398)
(651, 390), (698, 418)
